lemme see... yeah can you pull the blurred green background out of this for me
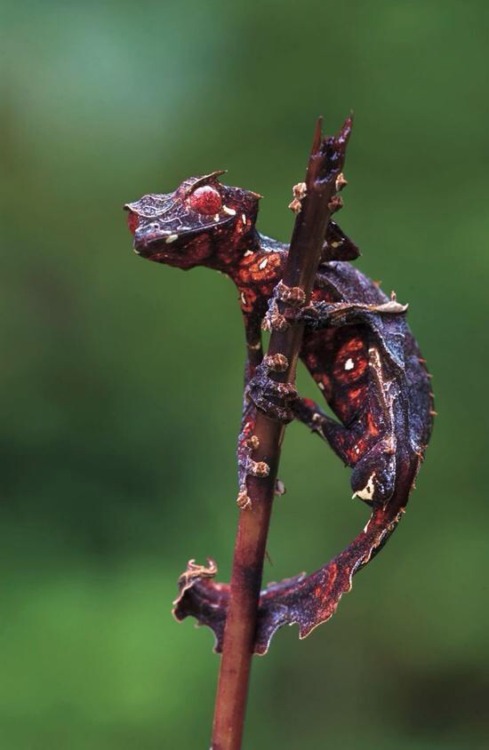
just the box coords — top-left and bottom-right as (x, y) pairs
(2, 1), (488, 748)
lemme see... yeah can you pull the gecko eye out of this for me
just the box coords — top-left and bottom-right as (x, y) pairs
(189, 186), (222, 215)
(126, 211), (139, 234)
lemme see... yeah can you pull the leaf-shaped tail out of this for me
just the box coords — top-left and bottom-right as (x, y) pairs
(173, 502), (403, 655)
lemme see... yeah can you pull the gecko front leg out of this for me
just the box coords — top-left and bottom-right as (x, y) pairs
(237, 313), (292, 508)
(237, 355), (295, 509)
(244, 280), (308, 424)
(247, 354), (298, 423)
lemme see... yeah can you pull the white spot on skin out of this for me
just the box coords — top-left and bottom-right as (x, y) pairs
(214, 214), (220, 222)
(240, 292), (247, 305)
(344, 357), (354, 371)
(165, 234), (179, 243)
(352, 473), (376, 501)
(223, 205), (236, 216)
(258, 258), (268, 270)
(243, 250), (254, 257)
(318, 381), (325, 391)
(242, 213), (247, 225)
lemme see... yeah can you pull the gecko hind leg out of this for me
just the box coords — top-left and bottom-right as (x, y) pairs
(291, 396), (358, 466)
(292, 396), (397, 507)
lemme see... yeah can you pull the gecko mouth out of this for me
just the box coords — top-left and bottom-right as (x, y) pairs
(132, 215), (235, 256)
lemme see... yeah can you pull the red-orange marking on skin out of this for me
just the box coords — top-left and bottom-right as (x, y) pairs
(238, 252), (282, 286)
(346, 426), (381, 464)
(346, 440), (368, 465)
(236, 253), (281, 312)
(346, 386), (363, 403)
(310, 289), (330, 304)
(332, 380), (368, 427)
(340, 337), (364, 356)
(238, 287), (257, 313)
(238, 278), (278, 313)
(333, 337), (368, 384)
(366, 410), (380, 439)
(127, 211), (139, 234)
(240, 416), (256, 443)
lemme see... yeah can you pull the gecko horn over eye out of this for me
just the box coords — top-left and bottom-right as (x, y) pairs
(188, 186), (223, 215)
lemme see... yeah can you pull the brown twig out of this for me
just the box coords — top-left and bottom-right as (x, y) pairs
(210, 116), (353, 750)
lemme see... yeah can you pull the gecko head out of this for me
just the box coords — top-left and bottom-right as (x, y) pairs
(351, 447), (396, 507)
(124, 172), (261, 270)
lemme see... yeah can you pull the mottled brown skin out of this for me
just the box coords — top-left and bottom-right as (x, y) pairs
(125, 172), (434, 652)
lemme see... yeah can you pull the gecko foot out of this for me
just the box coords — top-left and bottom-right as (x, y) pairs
(247, 362), (298, 423)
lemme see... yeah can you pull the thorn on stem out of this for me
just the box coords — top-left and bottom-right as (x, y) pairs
(236, 491), (252, 510)
(275, 479), (286, 496)
(275, 281), (306, 307)
(335, 172), (348, 192)
(247, 460), (271, 478)
(247, 435), (260, 450)
(263, 353), (289, 373)
(288, 182), (307, 214)
(327, 195), (343, 213)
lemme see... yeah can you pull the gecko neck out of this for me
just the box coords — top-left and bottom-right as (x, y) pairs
(204, 228), (279, 277)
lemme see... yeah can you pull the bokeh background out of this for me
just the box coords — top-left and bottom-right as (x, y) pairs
(2, 1), (488, 748)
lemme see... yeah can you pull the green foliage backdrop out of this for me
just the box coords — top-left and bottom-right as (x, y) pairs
(2, 1), (488, 747)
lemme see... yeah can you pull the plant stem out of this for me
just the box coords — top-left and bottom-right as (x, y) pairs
(210, 420), (282, 750)
(210, 117), (352, 750)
